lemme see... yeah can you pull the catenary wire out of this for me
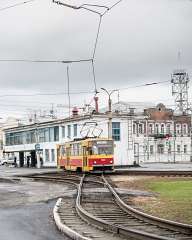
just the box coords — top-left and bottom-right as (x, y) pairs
(0, 80), (171, 98)
(0, 0), (36, 12)
(0, 58), (93, 63)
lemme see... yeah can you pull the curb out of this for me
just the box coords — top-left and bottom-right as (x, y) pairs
(53, 198), (91, 240)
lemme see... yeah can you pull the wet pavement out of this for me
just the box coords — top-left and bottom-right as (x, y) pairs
(0, 178), (76, 208)
(0, 201), (70, 240)
(0, 174), (74, 240)
(0, 165), (60, 179)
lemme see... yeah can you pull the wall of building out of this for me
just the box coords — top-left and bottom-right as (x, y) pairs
(3, 116), (135, 167)
(2, 104), (192, 167)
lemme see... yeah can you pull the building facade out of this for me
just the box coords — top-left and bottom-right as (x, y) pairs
(133, 103), (192, 163)
(2, 103), (192, 167)
(3, 114), (134, 167)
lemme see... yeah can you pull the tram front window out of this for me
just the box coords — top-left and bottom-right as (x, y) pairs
(92, 141), (113, 155)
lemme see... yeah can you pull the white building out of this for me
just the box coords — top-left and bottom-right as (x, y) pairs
(3, 112), (134, 167)
(2, 103), (192, 167)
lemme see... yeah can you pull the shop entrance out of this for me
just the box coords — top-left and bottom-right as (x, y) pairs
(31, 150), (37, 167)
(19, 152), (24, 167)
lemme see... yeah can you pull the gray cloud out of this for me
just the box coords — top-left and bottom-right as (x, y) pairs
(0, 0), (191, 118)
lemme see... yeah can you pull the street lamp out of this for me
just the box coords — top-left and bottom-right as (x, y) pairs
(101, 88), (118, 138)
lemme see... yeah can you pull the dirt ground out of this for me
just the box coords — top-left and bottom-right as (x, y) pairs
(110, 175), (192, 224)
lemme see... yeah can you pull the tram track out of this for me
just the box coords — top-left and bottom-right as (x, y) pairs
(22, 172), (192, 240)
(79, 174), (192, 240)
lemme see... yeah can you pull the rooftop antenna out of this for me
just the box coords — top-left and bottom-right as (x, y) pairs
(171, 51), (190, 115)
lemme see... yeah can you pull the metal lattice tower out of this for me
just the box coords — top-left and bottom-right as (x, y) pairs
(171, 69), (190, 115)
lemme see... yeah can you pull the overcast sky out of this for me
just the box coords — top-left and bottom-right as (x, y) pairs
(0, 0), (192, 120)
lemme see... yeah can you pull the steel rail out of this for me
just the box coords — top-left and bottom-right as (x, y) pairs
(102, 175), (192, 235)
(113, 170), (192, 176)
(75, 175), (175, 240)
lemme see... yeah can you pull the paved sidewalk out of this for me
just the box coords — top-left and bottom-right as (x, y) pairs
(0, 166), (59, 178)
(116, 162), (192, 172)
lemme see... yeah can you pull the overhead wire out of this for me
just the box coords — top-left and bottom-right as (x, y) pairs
(90, 0), (124, 93)
(0, 58), (93, 63)
(115, 80), (170, 91)
(0, 0), (36, 12)
(0, 80), (171, 98)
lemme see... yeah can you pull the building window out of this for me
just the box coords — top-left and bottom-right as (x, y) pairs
(54, 126), (59, 141)
(138, 124), (143, 134)
(176, 124), (181, 135)
(168, 144), (171, 154)
(150, 145), (154, 154)
(183, 124), (187, 135)
(51, 149), (55, 162)
(133, 124), (136, 134)
(155, 124), (159, 134)
(177, 145), (181, 153)
(73, 124), (77, 137)
(45, 149), (50, 162)
(67, 125), (71, 138)
(158, 144), (164, 154)
(49, 127), (54, 142)
(149, 124), (153, 134)
(44, 128), (49, 142)
(39, 129), (45, 143)
(62, 126), (65, 138)
(161, 124), (164, 134)
(112, 122), (120, 141)
(166, 124), (171, 134)
(184, 145), (187, 153)
(5, 126), (59, 146)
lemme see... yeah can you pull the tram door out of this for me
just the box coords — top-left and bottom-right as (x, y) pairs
(83, 146), (87, 171)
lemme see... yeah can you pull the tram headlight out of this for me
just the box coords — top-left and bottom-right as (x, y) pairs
(110, 160), (113, 163)
(94, 161), (97, 164)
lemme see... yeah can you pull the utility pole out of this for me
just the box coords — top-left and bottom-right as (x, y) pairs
(101, 88), (117, 138)
(191, 112), (192, 162)
(173, 121), (176, 163)
(35, 123), (41, 169)
(67, 66), (71, 118)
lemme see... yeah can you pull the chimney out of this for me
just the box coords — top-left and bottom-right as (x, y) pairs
(72, 107), (78, 117)
(94, 96), (99, 113)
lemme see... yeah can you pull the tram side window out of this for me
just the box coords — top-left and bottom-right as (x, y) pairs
(71, 143), (81, 156)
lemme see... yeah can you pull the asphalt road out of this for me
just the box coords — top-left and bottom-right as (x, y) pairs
(0, 200), (70, 240)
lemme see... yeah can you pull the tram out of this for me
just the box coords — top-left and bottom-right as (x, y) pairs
(57, 137), (114, 172)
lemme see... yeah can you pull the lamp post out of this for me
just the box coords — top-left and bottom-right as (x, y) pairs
(190, 111), (192, 162)
(186, 107), (192, 162)
(101, 88), (118, 138)
(185, 107), (192, 162)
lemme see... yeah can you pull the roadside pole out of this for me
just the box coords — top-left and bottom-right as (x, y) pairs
(190, 110), (192, 162)
(108, 96), (112, 138)
(35, 124), (41, 169)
